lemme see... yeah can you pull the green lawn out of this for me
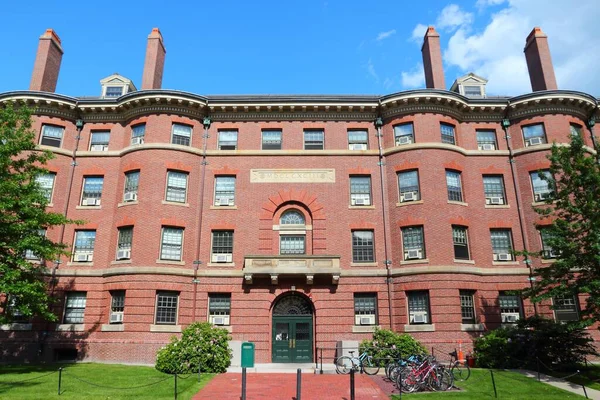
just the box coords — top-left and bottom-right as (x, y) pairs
(0, 363), (213, 400)
(390, 369), (584, 399)
(546, 364), (600, 391)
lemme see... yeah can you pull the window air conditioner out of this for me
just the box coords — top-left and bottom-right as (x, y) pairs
(535, 192), (552, 202)
(487, 197), (503, 205)
(116, 249), (131, 260)
(411, 312), (428, 324)
(528, 137), (543, 146)
(210, 315), (230, 326)
(82, 198), (100, 206)
(91, 144), (107, 151)
(110, 312), (124, 324)
(406, 249), (422, 259)
(123, 192), (137, 202)
(75, 253), (92, 262)
(502, 313), (520, 323)
(360, 315), (376, 325)
(401, 191), (417, 202)
(496, 253), (511, 261)
(548, 250), (558, 259)
(215, 197), (234, 206)
(212, 254), (232, 263)
(351, 197), (370, 206)
(131, 137), (144, 145)
(480, 143), (495, 151)
(349, 143), (367, 150)
(397, 136), (412, 145)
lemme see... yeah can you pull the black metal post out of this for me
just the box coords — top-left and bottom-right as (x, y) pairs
(296, 368), (302, 400)
(537, 358), (540, 381)
(582, 384), (589, 399)
(198, 360), (201, 383)
(174, 373), (178, 400)
(350, 368), (355, 400)
(315, 347), (318, 371)
(241, 367), (247, 400)
(320, 348), (323, 375)
(58, 367), (62, 395)
(432, 347), (434, 357)
(490, 370), (498, 398)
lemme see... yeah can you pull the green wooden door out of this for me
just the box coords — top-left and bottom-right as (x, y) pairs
(272, 317), (313, 363)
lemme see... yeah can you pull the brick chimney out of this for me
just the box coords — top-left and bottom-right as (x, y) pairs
(29, 29), (63, 92)
(141, 28), (166, 90)
(421, 26), (446, 90)
(524, 27), (557, 91)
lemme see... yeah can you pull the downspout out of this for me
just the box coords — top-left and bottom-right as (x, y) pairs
(191, 116), (211, 320)
(585, 105), (599, 164)
(374, 111), (394, 330)
(500, 108), (537, 316)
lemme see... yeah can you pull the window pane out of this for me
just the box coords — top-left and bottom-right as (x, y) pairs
(280, 210), (305, 225)
(530, 170), (554, 197)
(36, 173), (55, 201)
(348, 130), (368, 143)
(125, 171), (140, 193)
(262, 130), (282, 150)
(105, 87), (123, 97)
(219, 130), (238, 149)
(172, 124), (191, 146)
(215, 176), (236, 203)
(74, 231), (96, 251)
(453, 226), (469, 259)
(446, 171), (463, 202)
(212, 231), (233, 254)
(522, 124), (545, 139)
(398, 170), (420, 198)
(166, 171), (188, 203)
(132, 124), (146, 138)
(350, 176), (371, 195)
(209, 294), (231, 315)
(491, 230), (512, 253)
(64, 292), (87, 324)
(83, 177), (104, 200)
(156, 292), (178, 324)
(483, 175), (505, 200)
(476, 130), (497, 147)
(440, 124), (456, 145)
(42, 125), (64, 138)
(280, 236), (305, 254)
(91, 131), (110, 144)
(118, 227), (133, 249)
(408, 291), (429, 324)
(161, 228), (183, 260)
(570, 124), (582, 137)
(304, 130), (324, 149)
(354, 293), (376, 314)
(352, 231), (374, 262)
(394, 123), (414, 140)
(460, 290), (475, 323)
(111, 291), (125, 312)
(402, 227), (424, 249)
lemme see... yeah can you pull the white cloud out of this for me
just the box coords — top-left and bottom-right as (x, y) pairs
(376, 29), (397, 41)
(367, 59), (379, 83)
(475, 0), (506, 9)
(401, 63), (425, 89)
(410, 24), (429, 44)
(436, 4), (473, 32)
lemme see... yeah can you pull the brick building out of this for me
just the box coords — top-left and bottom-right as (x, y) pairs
(1, 26), (598, 365)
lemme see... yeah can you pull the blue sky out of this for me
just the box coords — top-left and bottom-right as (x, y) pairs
(1, 0), (599, 97)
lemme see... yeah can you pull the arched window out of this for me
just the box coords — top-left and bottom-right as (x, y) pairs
(279, 210), (306, 255)
(280, 210), (305, 225)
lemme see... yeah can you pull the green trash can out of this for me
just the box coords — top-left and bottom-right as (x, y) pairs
(241, 342), (255, 368)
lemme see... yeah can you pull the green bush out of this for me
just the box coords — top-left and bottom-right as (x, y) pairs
(359, 328), (428, 365)
(155, 322), (232, 374)
(474, 316), (598, 370)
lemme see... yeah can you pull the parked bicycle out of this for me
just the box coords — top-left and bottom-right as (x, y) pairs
(396, 355), (452, 393)
(335, 350), (380, 375)
(448, 350), (471, 382)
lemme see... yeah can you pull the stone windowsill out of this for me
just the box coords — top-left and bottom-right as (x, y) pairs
(75, 205), (101, 210)
(454, 259), (475, 264)
(396, 200), (424, 207)
(161, 201), (189, 207)
(156, 259), (185, 266)
(404, 324), (435, 332)
(0, 323), (33, 331)
(532, 200), (556, 207)
(209, 205), (238, 210)
(47, 203), (54, 208)
(350, 262), (378, 267)
(207, 262), (236, 267)
(540, 258), (556, 264)
(56, 324), (85, 332)
(117, 201), (138, 207)
(400, 258), (429, 265)
(461, 323), (485, 332)
(352, 325), (379, 333)
(66, 262), (94, 267)
(447, 200), (468, 207)
(101, 324), (125, 332)
(492, 261), (520, 266)
(485, 204), (510, 209)
(214, 325), (233, 333)
(150, 324), (182, 333)
(110, 259), (132, 265)
(348, 205), (376, 210)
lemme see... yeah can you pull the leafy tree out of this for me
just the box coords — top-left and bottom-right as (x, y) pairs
(0, 102), (75, 323)
(523, 131), (600, 323)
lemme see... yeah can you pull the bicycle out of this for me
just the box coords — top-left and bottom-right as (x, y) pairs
(448, 350), (471, 382)
(397, 355), (452, 393)
(335, 350), (380, 375)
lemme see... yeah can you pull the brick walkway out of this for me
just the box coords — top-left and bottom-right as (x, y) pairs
(193, 373), (390, 400)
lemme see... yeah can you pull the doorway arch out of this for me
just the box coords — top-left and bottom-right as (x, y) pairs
(271, 293), (313, 363)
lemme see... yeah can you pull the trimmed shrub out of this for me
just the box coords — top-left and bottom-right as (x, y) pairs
(155, 322), (232, 374)
(359, 328), (428, 365)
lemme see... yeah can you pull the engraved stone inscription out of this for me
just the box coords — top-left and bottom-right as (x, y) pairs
(251, 169), (335, 183)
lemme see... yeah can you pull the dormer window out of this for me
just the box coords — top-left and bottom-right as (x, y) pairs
(105, 86), (123, 98)
(463, 86), (482, 98)
(450, 73), (488, 99)
(100, 74), (136, 99)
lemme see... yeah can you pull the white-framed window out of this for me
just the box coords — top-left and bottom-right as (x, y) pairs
(214, 176), (235, 206)
(540, 228), (557, 259)
(262, 129), (282, 150)
(460, 290), (476, 324)
(570, 123), (583, 137)
(123, 171), (140, 202)
(155, 291), (179, 325)
(81, 176), (103, 206)
(6, 295), (28, 323)
(446, 170), (463, 202)
(304, 130), (324, 150)
(105, 86), (123, 98)
(211, 231), (233, 263)
(354, 293), (377, 325)
(280, 235), (305, 255)
(36, 173), (56, 202)
(116, 227), (133, 260)
(499, 292), (522, 324)
(160, 227), (183, 261)
(63, 292), (87, 324)
(402, 226), (425, 260)
(352, 231), (374, 263)
(440, 123), (456, 145)
(72, 230), (96, 262)
(522, 123), (547, 146)
(279, 210), (306, 255)
(553, 295), (579, 322)
(483, 175), (506, 205)
(209, 293), (231, 326)
(453, 226), (470, 260)
(109, 290), (125, 324)
(394, 123), (414, 145)
(398, 170), (420, 202)
(218, 130), (238, 150)
(463, 86), (483, 97)
(348, 129), (368, 150)
(40, 124), (64, 148)
(131, 124), (145, 145)
(25, 229), (46, 260)
(350, 176), (371, 206)
(407, 291), (430, 325)
(165, 171), (188, 203)
(491, 229), (513, 261)
(171, 123), (192, 146)
(90, 131), (110, 151)
(476, 130), (497, 150)
(530, 170), (555, 202)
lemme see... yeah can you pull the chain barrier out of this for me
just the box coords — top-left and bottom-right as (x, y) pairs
(62, 369), (171, 390)
(0, 369), (57, 385)
(176, 373), (193, 380)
